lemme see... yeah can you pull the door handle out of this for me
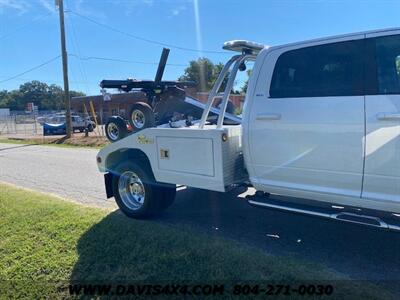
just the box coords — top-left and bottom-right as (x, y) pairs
(376, 112), (400, 121)
(256, 113), (282, 120)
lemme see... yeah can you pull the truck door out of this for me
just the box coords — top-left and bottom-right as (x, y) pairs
(362, 32), (400, 202)
(246, 37), (366, 200)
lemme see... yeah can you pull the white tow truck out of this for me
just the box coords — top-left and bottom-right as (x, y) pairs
(96, 28), (400, 231)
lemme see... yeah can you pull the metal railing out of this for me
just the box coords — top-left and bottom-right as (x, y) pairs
(198, 53), (256, 129)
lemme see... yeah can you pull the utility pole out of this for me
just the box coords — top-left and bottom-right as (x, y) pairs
(56, 0), (72, 138)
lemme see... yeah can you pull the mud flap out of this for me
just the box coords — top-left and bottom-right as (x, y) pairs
(104, 173), (114, 198)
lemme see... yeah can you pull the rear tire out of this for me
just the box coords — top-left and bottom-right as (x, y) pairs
(128, 102), (155, 132)
(105, 116), (128, 142)
(112, 161), (176, 218)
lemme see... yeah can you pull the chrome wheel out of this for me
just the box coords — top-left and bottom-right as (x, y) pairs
(131, 109), (145, 129)
(118, 171), (145, 210)
(107, 122), (119, 141)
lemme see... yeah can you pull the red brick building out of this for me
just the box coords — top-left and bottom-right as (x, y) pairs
(71, 92), (146, 123)
(193, 92), (245, 109)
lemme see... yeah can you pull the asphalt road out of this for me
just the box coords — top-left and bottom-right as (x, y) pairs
(0, 142), (399, 286)
(0, 143), (110, 208)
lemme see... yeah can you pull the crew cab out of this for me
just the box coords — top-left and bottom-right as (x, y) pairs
(96, 28), (400, 231)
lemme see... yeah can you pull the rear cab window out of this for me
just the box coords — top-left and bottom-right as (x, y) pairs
(374, 34), (400, 94)
(269, 34), (400, 98)
(269, 39), (365, 98)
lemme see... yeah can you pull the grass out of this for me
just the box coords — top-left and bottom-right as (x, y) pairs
(0, 183), (395, 299)
(0, 135), (108, 149)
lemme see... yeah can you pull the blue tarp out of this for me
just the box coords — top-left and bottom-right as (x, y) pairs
(43, 122), (66, 136)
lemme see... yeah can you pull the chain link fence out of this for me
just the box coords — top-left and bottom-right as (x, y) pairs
(0, 111), (104, 138)
(0, 114), (42, 137)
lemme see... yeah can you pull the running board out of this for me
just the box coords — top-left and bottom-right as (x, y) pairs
(248, 199), (400, 232)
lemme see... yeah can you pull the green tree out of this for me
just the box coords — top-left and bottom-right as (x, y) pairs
(0, 90), (11, 108)
(0, 81), (85, 111)
(240, 69), (253, 94)
(44, 84), (64, 110)
(2, 90), (22, 110)
(211, 62), (230, 92)
(179, 58), (231, 92)
(179, 58), (214, 92)
(19, 80), (50, 110)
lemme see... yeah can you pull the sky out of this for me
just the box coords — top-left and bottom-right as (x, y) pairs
(0, 0), (399, 95)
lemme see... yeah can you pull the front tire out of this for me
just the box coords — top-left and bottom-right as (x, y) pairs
(112, 161), (176, 218)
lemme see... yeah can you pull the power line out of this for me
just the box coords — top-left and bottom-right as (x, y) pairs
(0, 55), (61, 84)
(67, 10), (229, 55)
(0, 53), (187, 86)
(68, 53), (187, 67)
(0, 76), (98, 85)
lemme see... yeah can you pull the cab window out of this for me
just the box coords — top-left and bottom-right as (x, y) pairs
(374, 34), (400, 94)
(270, 40), (364, 98)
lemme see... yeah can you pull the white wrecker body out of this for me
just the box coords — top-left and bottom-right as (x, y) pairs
(97, 28), (400, 230)
(97, 125), (245, 192)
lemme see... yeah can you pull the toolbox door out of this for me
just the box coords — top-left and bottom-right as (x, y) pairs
(156, 136), (215, 177)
